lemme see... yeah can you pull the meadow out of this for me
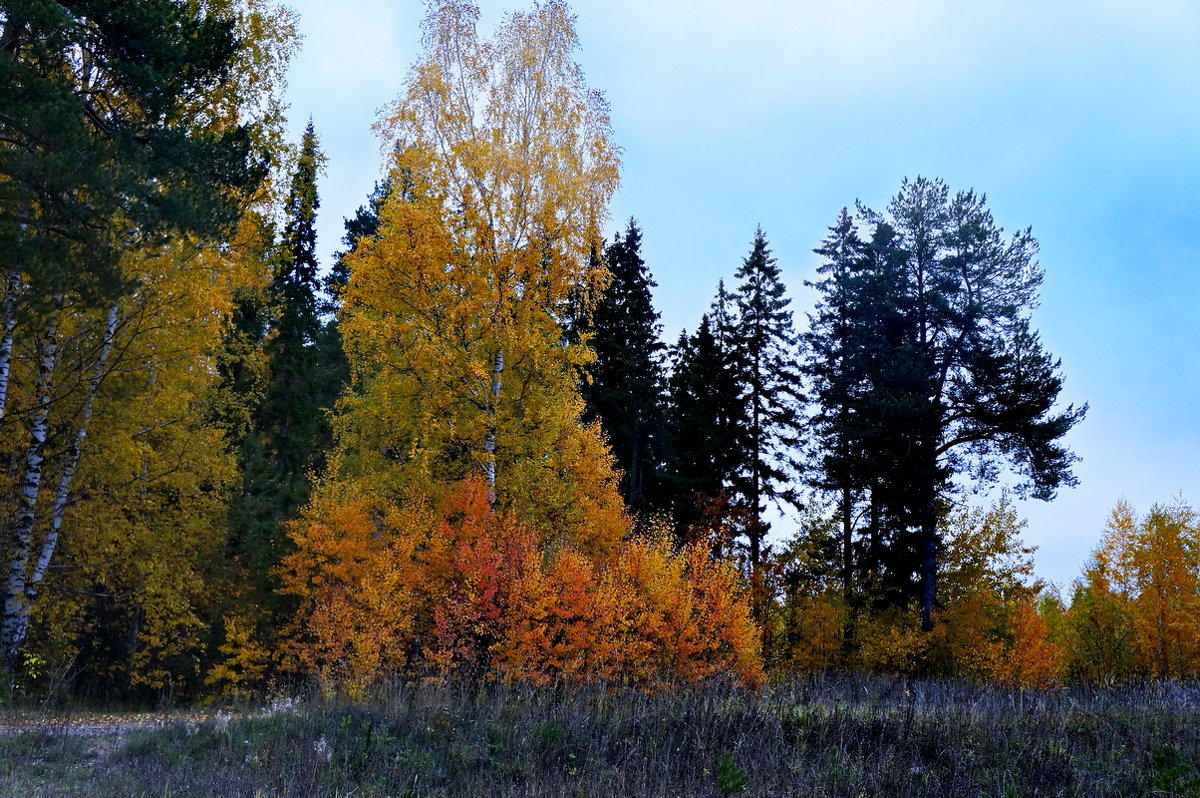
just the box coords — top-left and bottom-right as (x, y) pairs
(2, 676), (1198, 797)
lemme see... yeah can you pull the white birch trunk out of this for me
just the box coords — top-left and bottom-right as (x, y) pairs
(2, 302), (61, 669)
(483, 348), (504, 505)
(25, 306), (118, 605)
(0, 271), (21, 424)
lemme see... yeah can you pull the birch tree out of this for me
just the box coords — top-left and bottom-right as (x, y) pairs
(311, 1), (622, 540)
(0, 0), (294, 675)
(277, 4), (769, 689)
(366, 0), (620, 501)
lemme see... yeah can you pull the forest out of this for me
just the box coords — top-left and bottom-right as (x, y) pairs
(0, 0), (1198, 711)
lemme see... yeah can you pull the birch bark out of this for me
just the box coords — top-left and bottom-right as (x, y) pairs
(2, 300), (62, 669)
(0, 272), (20, 423)
(26, 306), (119, 601)
(483, 347), (504, 504)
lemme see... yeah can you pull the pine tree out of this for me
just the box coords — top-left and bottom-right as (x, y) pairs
(580, 219), (666, 514)
(728, 229), (804, 567)
(805, 179), (1086, 631)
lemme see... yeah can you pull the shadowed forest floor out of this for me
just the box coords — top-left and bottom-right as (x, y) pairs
(1, 676), (1198, 797)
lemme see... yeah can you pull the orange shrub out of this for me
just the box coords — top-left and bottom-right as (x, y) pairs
(280, 484), (429, 692)
(993, 599), (1063, 688)
(493, 537), (763, 688)
(283, 479), (764, 690)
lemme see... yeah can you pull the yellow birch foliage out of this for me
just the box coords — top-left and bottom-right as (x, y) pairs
(931, 494), (1049, 681)
(331, 0), (624, 546)
(776, 590), (845, 674)
(1064, 502), (1138, 682)
(2, 0), (297, 694)
(849, 494), (1061, 684)
(26, 228), (263, 691)
(852, 607), (932, 675)
(204, 612), (272, 695)
(1066, 499), (1200, 681)
(1128, 502), (1200, 678)
(767, 510), (847, 674)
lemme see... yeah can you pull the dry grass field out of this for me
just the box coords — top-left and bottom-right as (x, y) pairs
(1, 676), (1198, 797)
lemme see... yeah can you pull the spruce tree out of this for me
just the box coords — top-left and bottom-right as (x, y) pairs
(663, 285), (747, 537)
(264, 122), (327, 476)
(324, 176), (393, 314)
(230, 123), (328, 592)
(305, 174), (396, 449)
(805, 209), (866, 596)
(728, 228), (804, 567)
(580, 219), (666, 514)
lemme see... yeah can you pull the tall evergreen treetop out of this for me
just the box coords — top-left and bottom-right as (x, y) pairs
(729, 228), (804, 565)
(581, 219), (666, 513)
(805, 209), (930, 605)
(665, 310), (744, 531)
(280, 122), (323, 296)
(229, 123), (328, 592)
(805, 208), (866, 595)
(264, 121), (326, 469)
(323, 163), (399, 315)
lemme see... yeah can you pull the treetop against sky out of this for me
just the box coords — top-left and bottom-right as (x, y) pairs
(282, 0), (1200, 588)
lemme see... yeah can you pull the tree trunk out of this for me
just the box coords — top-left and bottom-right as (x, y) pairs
(483, 348), (503, 506)
(750, 353), (762, 569)
(841, 484), (853, 597)
(25, 306), (118, 608)
(748, 518), (762, 571)
(918, 485), (938, 633)
(627, 410), (642, 509)
(868, 486), (880, 577)
(840, 483), (858, 659)
(2, 303), (61, 669)
(0, 271), (20, 423)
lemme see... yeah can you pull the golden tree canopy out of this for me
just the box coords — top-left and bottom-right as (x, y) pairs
(333, 0), (625, 546)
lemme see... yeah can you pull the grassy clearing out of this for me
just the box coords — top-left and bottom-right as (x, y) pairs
(0, 676), (1198, 797)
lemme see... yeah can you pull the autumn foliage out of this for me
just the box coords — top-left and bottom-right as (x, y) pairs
(6, 0), (1198, 703)
(266, 0), (757, 691)
(756, 496), (1200, 689)
(1063, 499), (1200, 682)
(281, 478), (762, 690)
(760, 495), (1067, 688)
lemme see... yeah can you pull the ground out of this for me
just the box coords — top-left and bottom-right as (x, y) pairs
(1, 677), (1197, 797)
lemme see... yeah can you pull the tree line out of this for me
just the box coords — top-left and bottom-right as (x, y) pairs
(0, 0), (1193, 700)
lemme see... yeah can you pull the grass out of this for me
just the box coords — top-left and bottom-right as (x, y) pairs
(0, 675), (1198, 796)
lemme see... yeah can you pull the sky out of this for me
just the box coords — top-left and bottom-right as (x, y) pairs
(280, 0), (1200, 589)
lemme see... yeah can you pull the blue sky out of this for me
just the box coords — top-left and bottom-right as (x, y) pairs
(282, 0), (1200, 589)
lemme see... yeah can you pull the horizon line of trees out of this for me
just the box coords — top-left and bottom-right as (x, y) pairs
(7, 0), (1195, 702)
